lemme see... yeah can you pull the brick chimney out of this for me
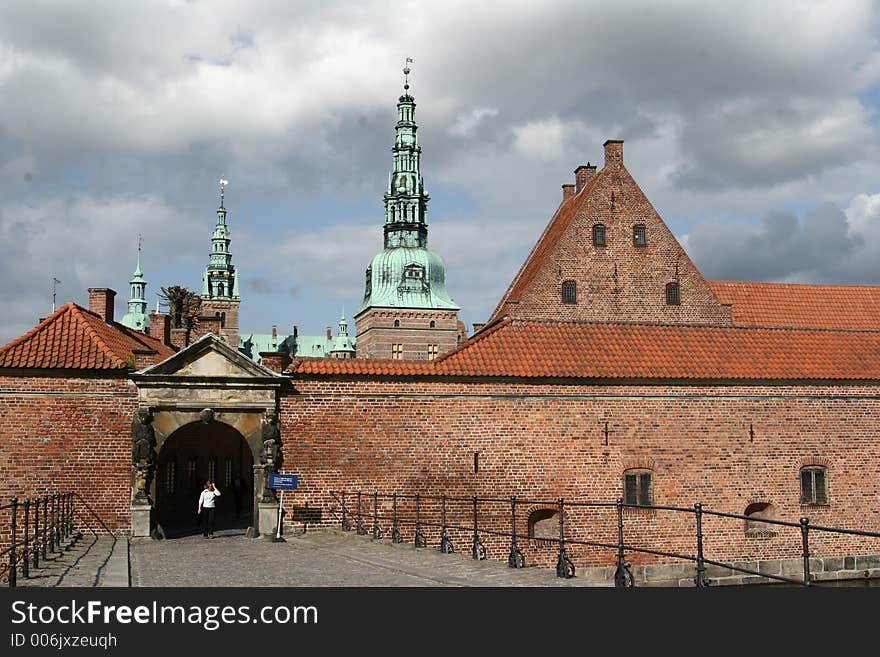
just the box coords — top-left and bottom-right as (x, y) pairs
(293, 325), (298, 339)
(473, 323), (486, 334)
(88, 288), (116, 323)
(603, 140), (623, 168)
(562, 184), (575, 201)
(148, 312), (171, 345)
(326, 327), (332, 340)
(574, 163), (597, 194)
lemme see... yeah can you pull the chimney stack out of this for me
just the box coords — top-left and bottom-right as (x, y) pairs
(574, 163), (597, 194)
(293, 325), (298, 339)
(561, 184), (575, 201)
(271, 325), (277, 339)
(148, 312), (171, 345)
(88, 288), (116, 323)
(326, 327), (332, 340)
(603, 140), (623, 168)
(472, 323), (486, 334)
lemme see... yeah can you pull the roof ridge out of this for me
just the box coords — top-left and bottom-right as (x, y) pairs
(710, 279), (880, 290)
(509, 316), (880, 334)
(0, 302), (72, 357)
(70, 305), (126, 367)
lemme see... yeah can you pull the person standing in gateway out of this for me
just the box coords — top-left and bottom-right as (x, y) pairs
(198, 480), (221, 538)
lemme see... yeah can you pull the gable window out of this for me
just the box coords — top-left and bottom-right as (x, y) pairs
(592, 224), (606, 247)
(427, 344), (439, 360)
(562, 280), (577, 304)
(624, 470), (653, 506)
(800, 467), (828, 504)
(391, 344), (403, 359)
(666, 282), (680, 305)
(633, 224), (646, 247)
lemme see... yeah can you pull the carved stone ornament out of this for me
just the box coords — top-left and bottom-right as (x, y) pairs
(131, 408), (157, 505)
(259, 411), (281, 503)
(199, 408), (215, 424)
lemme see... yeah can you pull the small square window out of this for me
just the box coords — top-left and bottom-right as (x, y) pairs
(624, 471), (653, 506)
(592, 224), (606, 247)
(562, 280), (577, 304)
(633, 225), (646, 247)
(800, 467), (828, 504)
(391, 344), (403, 359)
(427, 344), (439, 360)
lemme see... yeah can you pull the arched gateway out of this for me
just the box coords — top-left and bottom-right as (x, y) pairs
(129, 334), (286, 538)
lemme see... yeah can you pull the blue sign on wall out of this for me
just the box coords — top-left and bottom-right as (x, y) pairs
(268, 474), (299, 490)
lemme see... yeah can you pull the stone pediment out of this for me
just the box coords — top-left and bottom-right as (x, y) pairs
(134, 332), (280, 380)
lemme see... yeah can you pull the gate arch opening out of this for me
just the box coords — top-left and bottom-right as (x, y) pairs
(155, 421), (254, 537)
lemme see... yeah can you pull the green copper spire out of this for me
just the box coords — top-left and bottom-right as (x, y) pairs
(121, 234), (150, 331)
(358, 63), (458, 313)
(331, 308), (356, 355)
(202, 178), (240, 300)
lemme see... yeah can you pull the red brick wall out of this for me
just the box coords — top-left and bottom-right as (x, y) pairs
(0, 373), (136, 534)
(354, 308), (461, 360)
(502, 141), (733, 326)
(279, 376), (880, 567)
(199, 299), (240, 346)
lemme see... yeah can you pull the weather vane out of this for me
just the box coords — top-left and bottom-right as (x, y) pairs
(403, 57), (413, 91)
(218, 178), (229, 207)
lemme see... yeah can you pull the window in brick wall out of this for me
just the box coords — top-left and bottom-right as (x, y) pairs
(666, 282), (680, 305)
(528, 509), (558, 539)
(394, 319), (400, 328)
(562, 280), (577, 304)
(429, 320), (436, 328)
(623, 470), (653, 506)
(800, 467), (828, 504)
(633, 224), (646, 247)
(427, 344), (439, 360)
(165, 461), (176, 495)
(592, 223), (606, 247)
(391, 344), (403, 359)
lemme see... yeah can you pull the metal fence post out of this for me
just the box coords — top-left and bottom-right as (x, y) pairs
(372, 491), (381, 540)
(356, 491), (366, 535)
(64, 493), (71, 541)
(41, 496), (48, 561)
(556, 497), (575, 579)
(391, 493), (402, 543)
(614, 498), (633, 587)
(507, 495), (524, 568)
(33, 498), (40, 569)
(51, 494), (58, 553)
(340, 491), (350, 531)
(22, 498), (30, 579)
(413, 494), (426, 547)
(440, 495), (454, 553)
(9, 497), (18, 588)
(800, 517), (812, 587)
(471, 495), (486, 560)
(694, 503), (708, 587)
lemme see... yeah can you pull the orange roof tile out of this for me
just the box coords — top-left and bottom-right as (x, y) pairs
(488, 172), (603, 323)
(710, 281), (880, 330)
(290, 318), (880, 381)
(0, 303), (176, 370)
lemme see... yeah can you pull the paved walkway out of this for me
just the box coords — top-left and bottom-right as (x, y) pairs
(14, 534), (129, 588)
(130, 527), (609, 587)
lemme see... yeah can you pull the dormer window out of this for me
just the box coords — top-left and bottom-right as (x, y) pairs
(633, 225), (646, 247)
(592, 224), (606, 247)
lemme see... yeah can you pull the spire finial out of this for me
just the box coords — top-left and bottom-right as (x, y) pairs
(218, 177), (229, 209)
(403, 57), (413, 92)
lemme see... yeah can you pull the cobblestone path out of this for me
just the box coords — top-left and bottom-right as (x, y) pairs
(130, 527), (609, 587)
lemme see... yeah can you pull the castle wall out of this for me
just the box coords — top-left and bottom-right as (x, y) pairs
(355, 308), (461, 360)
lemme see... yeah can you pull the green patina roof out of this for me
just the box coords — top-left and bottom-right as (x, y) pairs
(121, 239), (150, 332)
(359, 247), (458, 313)
(239, 328), (357, 365)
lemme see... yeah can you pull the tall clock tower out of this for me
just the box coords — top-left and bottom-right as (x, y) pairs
(201, 179), (240, 345)
(354, 63), (461, 360)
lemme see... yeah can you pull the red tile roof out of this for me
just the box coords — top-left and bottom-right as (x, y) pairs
(0, 303), (176, 370)
(710, 281), (880, 330)
(488, 172), (603, 323)
(290, 318), (880, 381)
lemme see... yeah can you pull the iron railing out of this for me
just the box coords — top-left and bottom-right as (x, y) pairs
(1, 492), (78, 588)
(329, 491), (880, 587)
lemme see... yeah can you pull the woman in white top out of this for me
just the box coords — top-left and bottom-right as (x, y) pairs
(197, 480), (221, 538)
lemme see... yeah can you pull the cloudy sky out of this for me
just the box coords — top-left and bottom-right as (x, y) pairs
(2, 0), (880, 344)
